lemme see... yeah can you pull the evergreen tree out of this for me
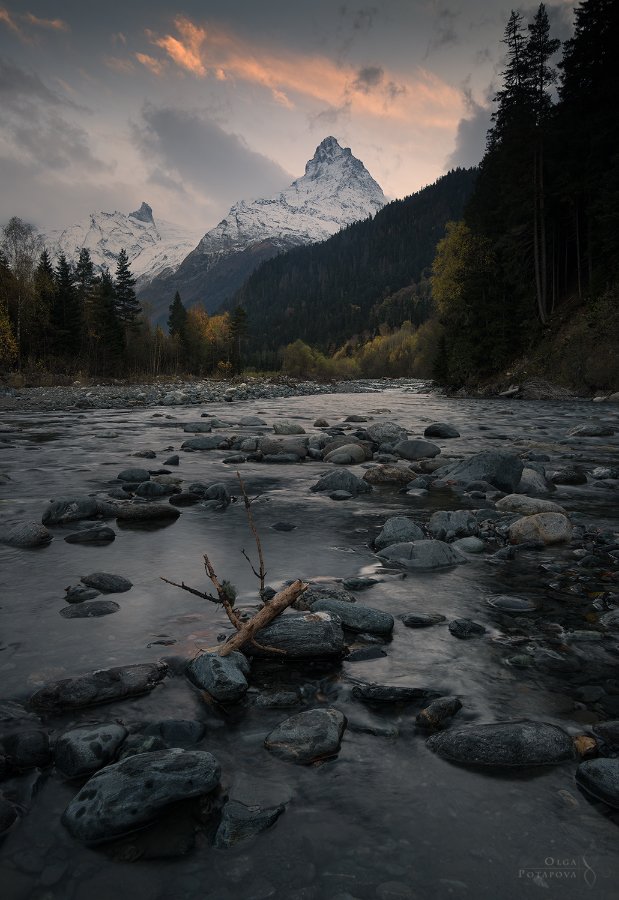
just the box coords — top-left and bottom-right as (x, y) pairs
(114, 249), (140, 324)
(91, 270), (125, 375)
(32, 250), (56, 359)
(228, 305), (248, 372)
(51, 253), (81, 358)
(167, 291), (188, 338)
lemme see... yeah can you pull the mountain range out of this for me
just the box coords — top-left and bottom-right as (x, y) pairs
(44, 137), (385, 322)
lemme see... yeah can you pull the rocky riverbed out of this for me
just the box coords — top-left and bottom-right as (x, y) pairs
(0, 379), (618, 899)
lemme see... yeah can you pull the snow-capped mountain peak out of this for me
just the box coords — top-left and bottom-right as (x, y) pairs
(129, 201), (155, 225)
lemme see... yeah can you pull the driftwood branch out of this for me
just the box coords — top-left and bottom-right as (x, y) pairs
(216, 580), (307, 656)
(236, 471), (266, 597)
(159, 576), (219, 604)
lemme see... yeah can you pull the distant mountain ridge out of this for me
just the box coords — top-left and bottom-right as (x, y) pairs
(138, 136), (386, 320)
(43, 203), (202, 288)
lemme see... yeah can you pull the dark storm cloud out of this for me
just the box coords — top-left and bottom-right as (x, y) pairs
(425, 6), (461, 58)
(352, 65), (384, 92)
(132, 104), (292, 204)
(308, 100), (352, 130)
(0, 56), (106, 172)
(445, 85), (493, 169)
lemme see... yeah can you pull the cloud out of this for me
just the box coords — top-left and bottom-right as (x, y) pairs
(150, 16), (206, 77)
(132, 103), (292, 212)
(105, 56), (136, 75)
(425, 6), (461, 58)
(445, 85), (493, 169)
(135, 52), (166, 76)
(0, 57), (107, 173)
(23, 13), (68, 32)
(142, 17), (460, 128)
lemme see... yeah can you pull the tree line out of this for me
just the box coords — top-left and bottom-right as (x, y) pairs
(0, 219), (248, 378)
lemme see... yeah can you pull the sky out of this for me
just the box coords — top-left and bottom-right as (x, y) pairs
(0, 1), (576, 234)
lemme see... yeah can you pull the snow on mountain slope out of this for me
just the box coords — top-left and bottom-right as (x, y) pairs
(44, 203), (202, 286)
(141, 136), (386, 318)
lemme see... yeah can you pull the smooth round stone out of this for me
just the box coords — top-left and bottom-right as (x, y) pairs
(80, 573), (132, 593)
(576, 758), (619, 808)
(448, 618), (486, 639)
(163, 455), (179, 466)
(64, 527), (115, 544)
(65, 585), (100, 603)
(264, 708), (346, 764)
(428, 721), (575, 767)
(399, 613), (446, 628)
(169, 491), (200, 506)
(117, 468), (150, 482)
(330, 491), (353, 501)
(4, 522), (53, 548)
(60, 601), (120, 618)
(487, 595), (537, 613)
(424, 423), (460, 439)
(452, 536), (485, 554)
(55, 724), (127, 777)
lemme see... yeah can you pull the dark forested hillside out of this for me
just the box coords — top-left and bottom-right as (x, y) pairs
(230, 168), (476, 367)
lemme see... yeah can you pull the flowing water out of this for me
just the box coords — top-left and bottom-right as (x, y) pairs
(0, 383), (618, 899)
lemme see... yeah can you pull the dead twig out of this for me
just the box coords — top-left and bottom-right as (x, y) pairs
(236, 471), (266, 598)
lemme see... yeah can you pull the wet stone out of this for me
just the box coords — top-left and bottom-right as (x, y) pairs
(487, 595), (536, 613)
(352, 683), (437, 704)
(374, 516), (424, 550)
(576, 758), (619, 808)
(264, 708), (346, 764)
(3, 522), (52, 548)
(448, 618), (486, 639)
(416, 696), (462, 730)
(399, 613), (446, 628)
(0, 796), (17, 834)
(30, 662), (168, 711)
(60, 600), (120, 618)
(62, 748), (221, 843)
(42, 496), (101, 526)
(427, 721), (575, 767)
(117, 468), (150, 482)
(424, 423), (460, 439)
(311, 599), (394, 636)
(64, 526), (115, 544)
(187, 651), (250, 703)
(0, 729), (51, 770)
(378, 540), (465, 570)
(214, 800), (285, 848)
(65, 585), (100, 603)
(247, 613), (345, 659)
(55, 724), (127, 777)
(80, 572), (132, 593)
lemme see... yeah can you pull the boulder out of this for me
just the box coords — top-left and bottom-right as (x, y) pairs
(183, 422), (212, 433)
(30, 662), (167, 711)
(365, 422), (407, 445)
(62, 749), (221, 842)
(0, 729), (51, 770)
(273, 422), (306, 435)
(325, 443), (367, 465)
(363, 465), (413, 486)
(187, 651), (250, 703)
(424, 423), (460, 439)
(311, 599), (394, 636)
(576, 759), (619, 808)
(508, 512), (572, 545)
(416, 696), (462, 730)
(310, 469), (372, 496)
(265, 708), (346, 764)
(377, 540), (465, 570)
(214, 800), (285, 848)
(60, 601), (120, 618)
(240, 415), (267, 426)
(55, 724), (127, 778)
(42, 497), (101, 526)
(65, 585), (100, 603)
(181, 435), (225, 451)
(80, 573), (132, 593)
(516, 467), (555, 496)
(245, 612), (345, 658)
(452, 536), (485, 553)
(394, 439), (441, 460)
(117, 468), (150, 482)
(428, 510), (477, 541)
(258, 436), (307, 460)
(135, 481), (175, 499)
(64, 526), (115, 544)
(374, 517), (425, 550)
(4, 522), (52, 548)
(297, 583), (357, 611)
(400, 613), (446, 628)
(549, 466), (587, 485)
(495, 495), (566, 516)
(427, 721), (575, 767)
(433, 451), (524, 492)
(448, 618), (486, 639)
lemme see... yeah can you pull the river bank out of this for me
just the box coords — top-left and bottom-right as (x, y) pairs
(0, 381), (618, 899)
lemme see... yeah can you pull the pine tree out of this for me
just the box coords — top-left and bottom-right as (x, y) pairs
(229, 305), (248, 373)
(114, 249), (140, 325)
(32, 250), (56, 359)
(91, 270), (125, 375)
(167, 291), (187, 338)
(51, 253), (81, 358)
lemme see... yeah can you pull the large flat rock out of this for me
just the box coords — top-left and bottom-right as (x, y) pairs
(246, 612), (345, 658)
(377, 540), (466, 570)
(427, 721), (575, 767)
(62, 749), (221, 842)
(30, 662), (168, 711)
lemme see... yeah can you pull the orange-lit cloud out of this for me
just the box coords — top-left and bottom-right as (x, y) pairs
(150, 17), (206, 77)
(105, 55), (136, 75)
(136, 52), (166, 76)
(0, 6), (21, 34)
(24, 12), (68, 31)
(145, 18), (463, 129)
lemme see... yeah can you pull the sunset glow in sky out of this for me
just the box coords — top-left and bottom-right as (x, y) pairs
(0, 1), (575, 231)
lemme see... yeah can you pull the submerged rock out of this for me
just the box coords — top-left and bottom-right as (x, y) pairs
(310, 469), (372, 496)
(377, 540), (465, 570)
(433, 451), (524, 492)
(3, 522), (52, 548)
(363, 465), (412, 486)
(97, 500), (181, 521)
(427, 721), (575, 767)
(416, 697), (462, 730)
(495, 495), (566, 516)
(187, 651), (250, 703)
(62, 749), (221, 842)
(60, 600), (120, 618)
(264, 708), (346, 764)
(30, 662), (167, 711)
(428, 510), (477, 541)
(424, 423), (460, 439)
(42, 496), (101, 526)
(399, 613), (446, 628)
(181, 435), (225, 451)
(214, 800), (285, 848)
(352, 683), (437, 704)
(448, 618), (486, 639)
(374, 516), (424, 550)
(311, 599), (394, 636)
(55, 724), (127, 778)
(117, 468), (150, 482)
(575, 758), (619, 808)
(569, 422), (615, 437)
(273, 422), (306, 435)
(64, 526), (115, 544)
(80, 573), (132, 593)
